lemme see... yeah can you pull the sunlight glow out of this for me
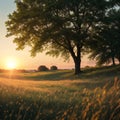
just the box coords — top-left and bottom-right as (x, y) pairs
(6, 58), (18, 69)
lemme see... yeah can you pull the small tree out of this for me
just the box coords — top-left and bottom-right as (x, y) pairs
(50, 66), (58, 70)
(38, 65), (49, 71)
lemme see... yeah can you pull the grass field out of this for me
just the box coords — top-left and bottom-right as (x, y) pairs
(0, 65), (120, 120)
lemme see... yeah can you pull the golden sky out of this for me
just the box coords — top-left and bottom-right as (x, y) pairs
(0, 0), (95, 70)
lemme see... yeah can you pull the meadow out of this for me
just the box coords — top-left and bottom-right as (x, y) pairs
(0, 65), (120, 120)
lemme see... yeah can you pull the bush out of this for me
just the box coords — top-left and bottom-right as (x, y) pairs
(50, 66), (58, 70)
(38, 65), (49, 71)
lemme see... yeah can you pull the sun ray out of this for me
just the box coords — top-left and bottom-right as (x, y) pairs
(6, 58), (17, 69)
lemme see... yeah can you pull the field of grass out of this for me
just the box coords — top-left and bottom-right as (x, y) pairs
(0, 65), (120, 120)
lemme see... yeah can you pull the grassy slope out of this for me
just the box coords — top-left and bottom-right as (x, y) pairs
(1, 64), (120, 89)
(1, 64), (120, 80)
(0, 65), (120, 120)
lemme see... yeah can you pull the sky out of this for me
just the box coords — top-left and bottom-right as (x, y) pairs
(0, 0), (95, 70)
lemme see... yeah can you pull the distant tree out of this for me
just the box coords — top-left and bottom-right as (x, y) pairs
(6, 0), (116, 74)
(89, 8), (120, 66)
(38, 65), (49, 71)
(112, 10), (120, 64)
(50, 66), (58, 70)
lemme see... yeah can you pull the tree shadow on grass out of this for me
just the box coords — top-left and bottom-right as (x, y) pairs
(21, 70), (75, 81)
(2, 65), (120, 82)
(77, 65), (120, 81)
(29, 65), (120, 81)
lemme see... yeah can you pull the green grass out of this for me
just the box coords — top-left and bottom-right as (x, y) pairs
(0, 65), (120, 120)
(1, 65), (120, 81)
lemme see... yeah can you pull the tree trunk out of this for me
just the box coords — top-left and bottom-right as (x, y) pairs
(112, 57), (115, 65)
(73, 44), (82, 75)
(118, 59), (120, 64)
(68, 40), (82, 75)
(74, 57), (81, 75)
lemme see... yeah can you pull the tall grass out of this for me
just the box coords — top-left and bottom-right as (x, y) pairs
(0, 76), (119, 120)
(53, 77), (120, 120)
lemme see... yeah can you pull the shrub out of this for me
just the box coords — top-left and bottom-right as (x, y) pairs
(50, 66), (58, 70)
(38, 65), (49, 71)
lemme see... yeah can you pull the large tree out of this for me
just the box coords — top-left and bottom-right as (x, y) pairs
(6, 0), (113, 74)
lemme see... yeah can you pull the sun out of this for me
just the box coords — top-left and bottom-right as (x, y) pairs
(6, 58), (17, 69)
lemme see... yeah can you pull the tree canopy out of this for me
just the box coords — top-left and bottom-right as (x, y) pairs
(89, 8), (120, 66)
(6, 0), (119, 74)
